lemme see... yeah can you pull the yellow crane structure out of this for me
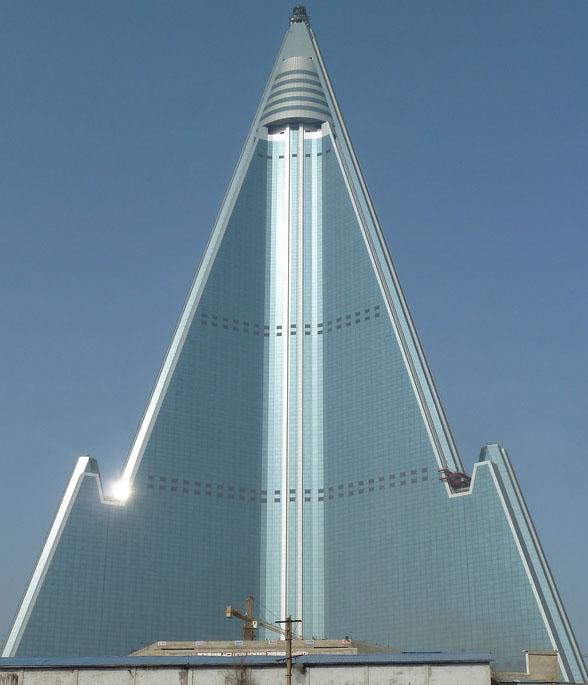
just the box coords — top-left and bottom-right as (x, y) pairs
(225, 595), (305, 641)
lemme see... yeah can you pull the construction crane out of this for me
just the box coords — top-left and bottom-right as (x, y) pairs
(225, 595), (305, 641)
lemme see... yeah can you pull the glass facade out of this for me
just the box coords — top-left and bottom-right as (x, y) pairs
(3, 14), (586, 683)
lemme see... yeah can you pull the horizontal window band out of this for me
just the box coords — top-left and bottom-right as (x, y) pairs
(268, 77), (322, 89)
(262, 104), (331, 120)
(264, 95), (328, 110)
(275, 68), (319, 80)
(269, 86), (325, 99)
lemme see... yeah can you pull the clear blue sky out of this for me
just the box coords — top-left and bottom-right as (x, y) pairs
(1, 0), (587, 655)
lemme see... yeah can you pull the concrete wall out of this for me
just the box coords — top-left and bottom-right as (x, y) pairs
(0, 663), (490, 685)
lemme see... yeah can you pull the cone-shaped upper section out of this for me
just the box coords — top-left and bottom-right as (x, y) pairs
(258, 16), (333, 129)
(261, 55), (333, 127)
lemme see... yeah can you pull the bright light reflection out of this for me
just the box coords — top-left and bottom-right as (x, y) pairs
(112, 479), (131, 502)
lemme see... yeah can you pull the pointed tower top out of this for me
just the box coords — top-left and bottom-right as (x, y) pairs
(290, 5), (310, 26)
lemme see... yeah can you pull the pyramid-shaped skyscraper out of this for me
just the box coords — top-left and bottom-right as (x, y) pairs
(4, 7), (586, 681)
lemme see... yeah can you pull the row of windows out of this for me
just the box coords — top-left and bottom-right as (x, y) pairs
(199, 305), (381, 336)
(256, 149), (331, 159)
(145, 467), (429, 502)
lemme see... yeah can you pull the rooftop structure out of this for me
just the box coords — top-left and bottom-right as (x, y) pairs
(2, 6), (586, 683)
(129, 639), (391, 657)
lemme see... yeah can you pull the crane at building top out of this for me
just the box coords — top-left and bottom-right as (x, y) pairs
(225, 595), (305, 641)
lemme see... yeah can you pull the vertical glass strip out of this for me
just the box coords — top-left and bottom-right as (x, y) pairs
(296, 124), (305, 624)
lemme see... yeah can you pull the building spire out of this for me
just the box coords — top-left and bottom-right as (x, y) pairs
(290, 5), (310, 25)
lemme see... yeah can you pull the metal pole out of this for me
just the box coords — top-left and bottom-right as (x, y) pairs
(277, 615), (301, 685)
(285, 615), (292, 685)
